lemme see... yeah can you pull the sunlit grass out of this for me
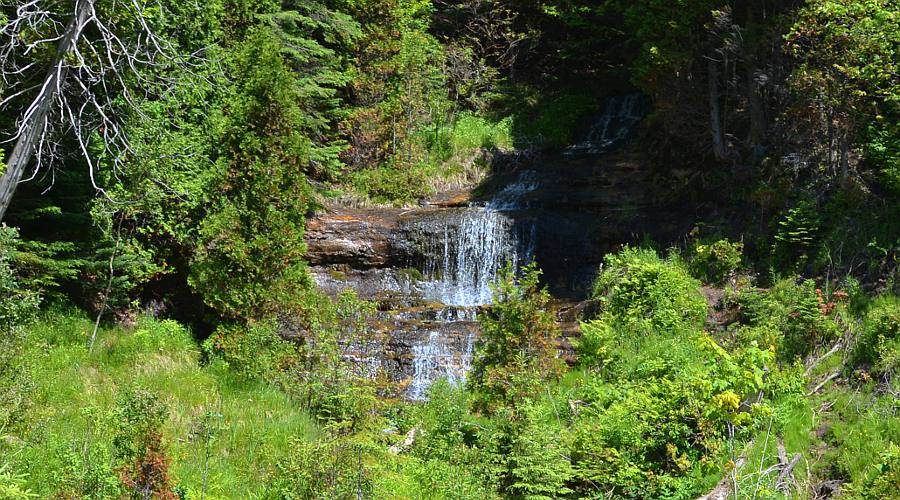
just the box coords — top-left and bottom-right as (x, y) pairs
(11, 309), (318, 498)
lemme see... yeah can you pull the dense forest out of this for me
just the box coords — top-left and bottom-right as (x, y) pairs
(1, 0), (899, 498)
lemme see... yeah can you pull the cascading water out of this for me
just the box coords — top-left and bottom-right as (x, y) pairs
(407, 208), (522, 307)
(566, 94), (644, 155)
(400, 172), (538, 399)
(309, 93), (646, 400)
(406, 330), (475, 400)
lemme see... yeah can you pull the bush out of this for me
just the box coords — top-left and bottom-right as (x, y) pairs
(852, 295), (900, 374)
(846, 443), (900, 499)
(469, 262), (564, 412)
(204, 319), (297, 382)
(689, 238), (743, 284)
(0, 226), (39, 432)
(738, 278), (839, 360)
(112, 387), (176, 499)
(592, 247), (707, 330)
(267, 436), (372, 499)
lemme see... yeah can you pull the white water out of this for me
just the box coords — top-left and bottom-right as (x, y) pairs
(413, 207), (522, 307)
(404, 188), (533, 398)
(407, 330), (475, 401)
(404, 94), (642, 398)
(566, 94), (643, 155)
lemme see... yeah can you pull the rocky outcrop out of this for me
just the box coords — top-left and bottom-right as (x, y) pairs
(304, 209), (403, 269)
(303, 148), (696, 398)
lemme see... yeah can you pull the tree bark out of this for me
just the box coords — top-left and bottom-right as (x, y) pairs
(0, 0), (93, 222)
(709, 57), (728, 161)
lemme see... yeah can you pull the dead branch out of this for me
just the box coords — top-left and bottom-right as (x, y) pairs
(807, 371), (840, 396)
(0, 0), (192, 220)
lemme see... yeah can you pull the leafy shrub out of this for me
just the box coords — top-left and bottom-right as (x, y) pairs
(47, 411), (122, 499)
(469, 262), (564, 412)
(570, 247), (790, 498)
(773, 199), (820, 272)
(111, 387), (176, 499)
(204, 319), (297, 382)
(689, 238), (743, 284)
(845, 443), (900, 499)
(738, 278), (839, 359)
(592, 247), (707, 330)
(268, 436), (371, 499)
(852, 296), (900, 374)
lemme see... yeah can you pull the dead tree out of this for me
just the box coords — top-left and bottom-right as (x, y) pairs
(0, 0), (179, 221)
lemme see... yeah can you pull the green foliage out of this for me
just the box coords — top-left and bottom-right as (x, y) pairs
(0, 463), (37, 499)
(111, 387), (177, 498)
(349, 164), (433, 205)
(7, 310), (318, 498)
(567, 247), (795, 498)
(689, 238), (743, 284)
(592, 246), (707, 330)
(846, 443), (900, 499)
(773, 199), (821, 272)
(865, 110), (900, 194)
(611, 0), (717, 83)
(852, 296), (900, 374)
(204, 290), (379, 428)
(204, 319), (297, 382)
(485, 401), (574, 499)
(509, 92), (597, 149)
(785, 0), (900, 179)
(469, 262), (564, 411)
(817, 388), (900, 498)
(268, 436), (372, 499)
(0, 226), (39, 433)
(189, 27), (317, 319)
(738, 278), (839, 360)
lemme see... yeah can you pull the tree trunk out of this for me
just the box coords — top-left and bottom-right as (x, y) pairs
(708, 57), (728, 161)
(0, 0), (93, 222)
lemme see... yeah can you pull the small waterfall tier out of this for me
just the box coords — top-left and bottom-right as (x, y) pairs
(401, 207), (529, 307)
(566, 94), (645, 155)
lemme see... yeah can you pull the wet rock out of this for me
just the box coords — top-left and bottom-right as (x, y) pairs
(305, 209), (403, 268)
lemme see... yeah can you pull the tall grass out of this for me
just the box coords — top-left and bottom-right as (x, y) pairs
(6, 309), (318, 498)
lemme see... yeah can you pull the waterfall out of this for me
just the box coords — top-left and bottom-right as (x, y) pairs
(401, 183), (534, 398)
(317, 94), (644, 400)
(566, 94), (644, 155)
(407, 329), (475, 401)
(406, 207), (522, 307)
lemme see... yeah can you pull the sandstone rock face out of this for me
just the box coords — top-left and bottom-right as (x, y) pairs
(305, 209), (403, 268)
